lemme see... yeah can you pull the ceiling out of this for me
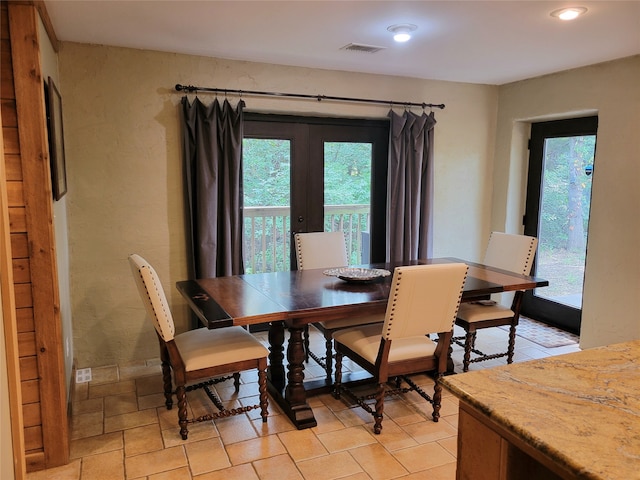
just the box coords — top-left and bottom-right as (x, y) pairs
(44, 1), (640, 85)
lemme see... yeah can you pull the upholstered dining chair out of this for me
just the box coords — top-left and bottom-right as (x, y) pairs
(128, 254), (269, 440)
(333, 263), (468, 434)
(295, 231), (384, 383)
(453, 232), (538, 372)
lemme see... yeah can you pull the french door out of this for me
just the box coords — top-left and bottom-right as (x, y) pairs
(521, 116), (598, 334)
(242, 114), (389, 274)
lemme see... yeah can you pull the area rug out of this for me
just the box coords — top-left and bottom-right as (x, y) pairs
(500, 316), (579, 348)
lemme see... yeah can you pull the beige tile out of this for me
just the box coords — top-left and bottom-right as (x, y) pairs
(185, 438), (232, 476)
(215, 414), (259, 445)
(149, 466), (193, 480)
(70, 410), (103, 440)
(161, 418), (220, 447)
(72, 382), (89, 402)
(251, 412), (296, 436)
(316, 425), (376, 453)
(104, 391), (138, 417)
(296, 451), (363, 480)
(278, 429), (328, 462)
(124, 424), (164, 456)
(25, 459), (81, 480)
(194, 463), (260, 480)
(252, 454), (304, 480)
(309, 404), (346, 434)
(401, 418), (457, 444)
(438, 435), (458, 458)
(136, 374), (165, 396)
(89, 379), (136, 398)
(338, 474), (372, 480)
(104, 408), (158, 433)
(72, 396), (104, 416)
(365, 418), (418, 452)
(124, 445), (188, 478)
(226, 434), (286, 465)
(392, 442), (456, 473)
(69, 431), (123, 459)
(138, 391), (169, 410)
(80, 449), (124, 480)
(403, 461), (457, 480)
(90, 365), (119, 385)
(120, 361), (161, 380)
(349, 443), (409, 480)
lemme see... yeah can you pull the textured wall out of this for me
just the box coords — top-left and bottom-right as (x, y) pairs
(58, 43), (497, 367)
(494, 56), (640, 348)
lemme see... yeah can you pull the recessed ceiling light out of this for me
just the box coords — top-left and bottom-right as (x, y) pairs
(387, 24), (417, 43)
(550, 6), (588, 21)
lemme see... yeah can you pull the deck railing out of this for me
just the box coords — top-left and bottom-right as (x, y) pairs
(243, 204), (370, 273)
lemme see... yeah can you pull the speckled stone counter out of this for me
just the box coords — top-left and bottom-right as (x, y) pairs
(441, 340), (640, 480)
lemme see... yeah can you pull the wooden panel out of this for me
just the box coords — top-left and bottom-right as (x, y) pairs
(2, 126), (19, 154)
(9, 205), (26, 231)
(0, 46), (14, 96)
(1, 98), (17, 126)
(16, 306), (35, 332)
(13, 257), (30, 282)
(11, 232), (29, 257)
(18, 331), (37, 357)
(4, 153), (22, 180)
(457, 406), (505, 480)
(21, 379), (40, 404)
(24, 425), (43, 451)
(7, 180), (23, 206)
(25, 452), (45, 473)
(14, 282), (32, 308)
(9, 2), (70, 468)
(19, 355), (38, 381)
(23, 402), (41, 428)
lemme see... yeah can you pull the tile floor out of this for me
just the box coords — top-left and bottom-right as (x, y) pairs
(27, 321), (580, 480)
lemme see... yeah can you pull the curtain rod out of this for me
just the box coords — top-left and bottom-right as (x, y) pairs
(175, 84), (445, 110)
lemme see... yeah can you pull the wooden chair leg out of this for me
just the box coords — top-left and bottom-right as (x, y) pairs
(432, 376), (442, 422)
(233, 372), (241, 391)
(176, 385), (189, 440)
(333, 351), (343, 399)
(303, 325), (310, 362)
(373, 382), (385, 434)
(258, 367), (268, 423)
(159, 341), (173, 409)
(463, 331), (474, 372)
(507, 321), (517, 364)
(324, 333), (333, 384)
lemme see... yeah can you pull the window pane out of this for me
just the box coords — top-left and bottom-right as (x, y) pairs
(242, 138), (291, 273)
(324, 142), (372, 264)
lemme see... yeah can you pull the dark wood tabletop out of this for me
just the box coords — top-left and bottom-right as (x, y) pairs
(176, 258), (548, 430)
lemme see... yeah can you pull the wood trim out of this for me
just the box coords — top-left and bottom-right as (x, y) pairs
(0, 82), (27, 480)
(8, 2), (69, 468)
(7, 1), (59, 52)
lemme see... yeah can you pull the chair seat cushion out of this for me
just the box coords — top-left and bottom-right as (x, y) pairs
(317, 314), (384, 330)
(457, 302), (515, 323)
(174, 326), (268, 372)
(333, 324), (437, 364)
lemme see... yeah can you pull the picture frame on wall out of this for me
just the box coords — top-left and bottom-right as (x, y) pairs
(46, 76), (67, 200)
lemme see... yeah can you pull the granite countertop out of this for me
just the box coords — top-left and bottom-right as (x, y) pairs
(441, 340), (640, 479)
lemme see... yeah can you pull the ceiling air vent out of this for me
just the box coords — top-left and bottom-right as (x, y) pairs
(340, 43), (386, 54)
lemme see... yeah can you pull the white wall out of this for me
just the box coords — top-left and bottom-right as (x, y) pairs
(494, 56), (640, 348)
(58, 43), (497, 367)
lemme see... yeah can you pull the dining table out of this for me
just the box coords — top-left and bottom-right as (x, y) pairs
(176, 257), (548, 430)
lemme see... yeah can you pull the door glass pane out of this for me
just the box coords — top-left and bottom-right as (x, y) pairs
(535, 135), (596, 308)
(242, 138), (291, 273)
(324, 142), (372, 264)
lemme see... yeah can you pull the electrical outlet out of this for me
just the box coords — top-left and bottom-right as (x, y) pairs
(75, 368), (92, 383)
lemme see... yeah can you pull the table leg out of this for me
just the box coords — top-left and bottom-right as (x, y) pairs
(266, 322), (317, 429)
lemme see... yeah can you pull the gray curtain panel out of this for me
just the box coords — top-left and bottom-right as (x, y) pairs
(181, 97), (245, 278)
(387, 110), (436, 263)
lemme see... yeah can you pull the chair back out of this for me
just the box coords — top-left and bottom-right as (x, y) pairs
(483, 232), (537, 275)
(382, 263), (468, 340)
(295, 231), (348, 270)
(128, 254), (175, 342)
